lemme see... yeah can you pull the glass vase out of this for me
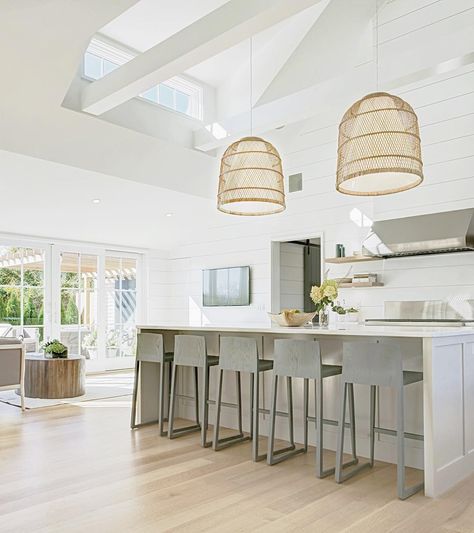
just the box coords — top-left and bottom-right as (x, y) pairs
(318, 307), (329, 328)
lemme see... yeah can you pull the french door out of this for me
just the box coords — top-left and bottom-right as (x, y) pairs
(52, 247), (142, 371)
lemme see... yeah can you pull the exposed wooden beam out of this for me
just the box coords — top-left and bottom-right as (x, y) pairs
(81, 0), (323, 115)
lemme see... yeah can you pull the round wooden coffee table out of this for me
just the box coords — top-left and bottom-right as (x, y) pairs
(21, 354), (86, 399)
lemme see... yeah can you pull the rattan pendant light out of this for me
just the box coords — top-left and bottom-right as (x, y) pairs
(336, 5), (423, 196)
(217, 39), (285, 216)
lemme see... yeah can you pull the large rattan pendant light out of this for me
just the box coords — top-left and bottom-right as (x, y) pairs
(217, 38), (285, 216)
(336, 3), (423, 196)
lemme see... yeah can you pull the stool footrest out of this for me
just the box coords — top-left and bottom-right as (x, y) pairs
(374, 426), (424, 441)
(336, 460), (372, 483)
(268, 445), (305, 466)
(169, 423), (201, 439)
(214, 433), (251, 451)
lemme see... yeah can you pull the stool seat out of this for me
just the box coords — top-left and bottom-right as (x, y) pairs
(258, 359), (274, 372)
(131, 333), (173, 435)
(322, 364), (342, 379)
(213, 336), (272, 462)
(168, 335), (218, 447)
(335, 341), (424, 500)
(403, 370), (423, 386)
(267, 340), (356, 478)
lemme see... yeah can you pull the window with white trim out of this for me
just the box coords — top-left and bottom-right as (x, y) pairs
(83, 38), (203, 120)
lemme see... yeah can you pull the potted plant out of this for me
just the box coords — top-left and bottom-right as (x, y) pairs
(82, 330), (98, 360)
(42, 339), (68, 359)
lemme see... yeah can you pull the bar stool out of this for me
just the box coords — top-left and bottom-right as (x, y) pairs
(267, 338), (357, 478)
(131, 333), (173, 436)
(168, 335), (219, 447)
(335, 341), (424, 500)
(212, 336), (273, 462)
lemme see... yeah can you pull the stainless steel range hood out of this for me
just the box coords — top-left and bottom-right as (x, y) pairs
(363, 208), (474, 258)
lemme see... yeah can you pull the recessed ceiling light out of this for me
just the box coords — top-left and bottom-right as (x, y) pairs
(92, 198), (101, 204)
(165, 212), (173, 217)
(275, 124), (286, 130)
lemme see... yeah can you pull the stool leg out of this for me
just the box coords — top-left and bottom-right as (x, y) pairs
(252, 371), (260, 462)
(287, 377), (295, 449)
(194, 366), (200, 426)
(249, 373), (254, 439)
(348, 383), (357, 460)
(159, 360), (168, 437)
(130, 360), (139, 429)
(212, 369), (224, 450)
(236, 371), (243, 436)
(201, 364), (210, 448)
(303, 378), (309, 452)
(267, 374), (278, 465)
(335, 382), (347, 483)
(315, 377), (326, 478)
(167, 363), (178, 438)
(397, 384), (405, 499)
(369, 385), (376, 466)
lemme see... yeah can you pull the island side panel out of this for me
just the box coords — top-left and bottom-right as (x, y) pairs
(423, 334), (474, 497)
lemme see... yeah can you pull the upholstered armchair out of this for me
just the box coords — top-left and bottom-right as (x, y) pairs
(0, 338), (25, 410)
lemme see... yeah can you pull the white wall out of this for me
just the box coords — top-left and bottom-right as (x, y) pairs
(144, 1), (474, 467)
(148, 0), (474, 324)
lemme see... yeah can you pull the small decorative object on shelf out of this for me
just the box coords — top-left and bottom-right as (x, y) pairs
(268, 309), (316, 327)
(310, 279), (339, 328)
(335, 244), (345, 258)
(42, 339), (68, 359)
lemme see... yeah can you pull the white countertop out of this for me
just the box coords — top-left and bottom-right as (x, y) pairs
(137, 323), (474, 339)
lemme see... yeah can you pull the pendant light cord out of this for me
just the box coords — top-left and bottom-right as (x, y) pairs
(375, 0), (379, 90)
(249, 36), (253, 136)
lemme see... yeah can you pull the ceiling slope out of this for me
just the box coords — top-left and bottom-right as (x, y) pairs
(0, 0), (218, 198)
(80, 0), (325, 115)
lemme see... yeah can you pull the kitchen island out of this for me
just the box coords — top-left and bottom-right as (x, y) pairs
(136, 323), (474, 498)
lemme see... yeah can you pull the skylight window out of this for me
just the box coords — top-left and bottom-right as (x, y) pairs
(83, 38), (203, 120)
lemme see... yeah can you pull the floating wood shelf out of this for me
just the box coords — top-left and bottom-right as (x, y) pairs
(338, 282), (384, 288)
(325, 255), (382, 264)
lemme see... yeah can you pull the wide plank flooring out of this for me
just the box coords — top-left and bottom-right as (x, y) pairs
(1, 396), (473, 532)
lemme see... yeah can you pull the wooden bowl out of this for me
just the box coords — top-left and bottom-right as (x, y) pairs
(268, 311), (316, 327)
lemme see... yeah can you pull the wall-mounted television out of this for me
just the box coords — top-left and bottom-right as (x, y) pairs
(202, 266), (250, 307)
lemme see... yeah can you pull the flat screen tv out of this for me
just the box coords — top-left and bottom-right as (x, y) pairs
(202, 266), (250, 307)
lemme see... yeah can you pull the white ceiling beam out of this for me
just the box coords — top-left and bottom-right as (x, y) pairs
(81, 0), (323, 115)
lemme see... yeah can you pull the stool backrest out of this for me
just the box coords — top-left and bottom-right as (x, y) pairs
(174, 335), (207, 367)
(219, 336), (258, 372)
(273, 339), (321, 378)
(136, 333), (164, 363)
(342, 341), (403, 387)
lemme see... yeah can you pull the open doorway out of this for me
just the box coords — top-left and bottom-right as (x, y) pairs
(271, 236), (323, 314)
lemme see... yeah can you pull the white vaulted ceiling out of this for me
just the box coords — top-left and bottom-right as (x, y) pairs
(0, 0), (473, 250)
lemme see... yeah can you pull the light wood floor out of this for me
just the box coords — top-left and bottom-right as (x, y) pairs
(1, 397), (474, 533)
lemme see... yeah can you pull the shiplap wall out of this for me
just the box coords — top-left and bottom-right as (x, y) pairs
(148, 0), (474, 327)
(144, 0), (474, 465)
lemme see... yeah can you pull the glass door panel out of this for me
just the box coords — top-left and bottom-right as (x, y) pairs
(59, 252), (98, 360)
(0, 246), (45, 349)
(105, 256), (137, 362)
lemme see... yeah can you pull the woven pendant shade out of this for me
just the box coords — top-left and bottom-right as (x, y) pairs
(217, 136), (285, 216)
(336, 92), (423, 196)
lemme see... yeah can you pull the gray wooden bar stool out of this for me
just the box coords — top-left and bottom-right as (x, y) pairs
(131, 333), (173, 436)
(168, 335), (219, 447)
(268, 338), (357, 478)
(335, 341), (424, 500)
(212, 336), (273, 462)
